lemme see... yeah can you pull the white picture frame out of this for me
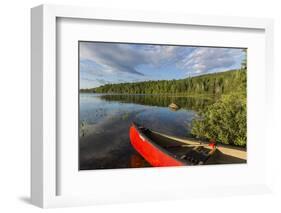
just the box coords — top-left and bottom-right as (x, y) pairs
(31, 4), (274, 208)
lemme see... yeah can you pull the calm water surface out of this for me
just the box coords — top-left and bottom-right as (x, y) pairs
(79, 93), (213, 170)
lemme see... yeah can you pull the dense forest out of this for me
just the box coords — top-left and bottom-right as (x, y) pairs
(80, 69), (246, 96)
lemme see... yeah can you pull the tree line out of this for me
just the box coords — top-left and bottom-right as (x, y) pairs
(81, 69), (246, 96)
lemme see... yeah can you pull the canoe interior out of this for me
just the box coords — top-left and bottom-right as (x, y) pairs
(139, 127), (214, 165)
(137, 125), (247, 165)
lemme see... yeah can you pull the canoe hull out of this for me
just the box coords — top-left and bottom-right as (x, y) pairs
(129, 124), (185, 167)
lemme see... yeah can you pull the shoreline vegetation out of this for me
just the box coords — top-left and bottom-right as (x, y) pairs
(80, 69), (247, 147)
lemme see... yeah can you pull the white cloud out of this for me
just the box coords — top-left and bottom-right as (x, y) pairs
(177, 47), (243, 75)
(80, 42), (244, 77)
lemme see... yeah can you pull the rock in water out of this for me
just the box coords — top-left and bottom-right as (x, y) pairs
(168, 103), (180, 110)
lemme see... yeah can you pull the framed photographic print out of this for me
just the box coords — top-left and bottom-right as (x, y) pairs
(31, 4), (274, 208)
(78, 41), (247, 170)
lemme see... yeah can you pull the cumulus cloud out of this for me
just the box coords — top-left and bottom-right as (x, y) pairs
(177, 47), (243, 75)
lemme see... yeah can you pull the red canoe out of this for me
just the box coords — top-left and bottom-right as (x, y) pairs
(129, 123), (216, 167)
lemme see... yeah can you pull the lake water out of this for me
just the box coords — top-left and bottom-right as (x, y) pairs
(79, 93), (213, 170)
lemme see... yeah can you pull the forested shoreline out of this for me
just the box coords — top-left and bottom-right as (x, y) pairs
(80, 69), (246, 97)
(81, 69), (247, 147)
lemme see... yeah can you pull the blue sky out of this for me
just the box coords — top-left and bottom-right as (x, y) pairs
(80, 42), (246, 89)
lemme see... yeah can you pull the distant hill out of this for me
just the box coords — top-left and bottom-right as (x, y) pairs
(80, 69), (246, 96)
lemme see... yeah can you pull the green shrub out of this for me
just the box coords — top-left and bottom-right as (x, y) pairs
(191, 93), (246, 147)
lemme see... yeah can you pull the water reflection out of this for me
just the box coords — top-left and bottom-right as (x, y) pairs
(79, 93), (213, 170)
(130, 153), (150, 168)
(98, 94), (214, 111)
